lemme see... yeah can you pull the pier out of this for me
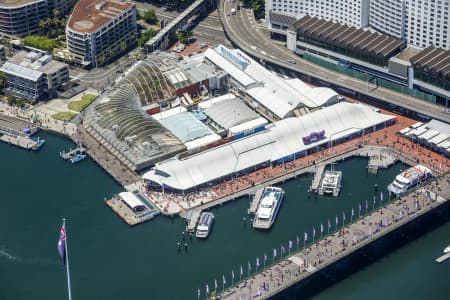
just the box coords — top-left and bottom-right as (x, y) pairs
(435, 253), (450, 264)
(248, 188), (264, 215)
(60, 144), (86, 160)
(181, 209), (203, 232)
(0, 115), (41, 150)
(361, 147), (398, 174)
(309, 164), (325, 192)
(106, 192), (160, 226)
(218, 173), (450, 299)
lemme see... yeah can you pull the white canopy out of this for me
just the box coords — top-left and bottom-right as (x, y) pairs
(143, 102), (394, 191)
(119, 192), (145, 210)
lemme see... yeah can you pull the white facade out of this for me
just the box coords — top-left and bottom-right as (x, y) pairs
(405, 0), (450, 49)
(370, 0), (406, 39)
(266, 0), (370, 28)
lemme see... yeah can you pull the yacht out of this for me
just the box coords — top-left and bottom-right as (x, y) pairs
(388, 165), (432, 195)
(444, 246), (450, 254)
(318, 170), (342, 197)
(253, 187), (285, 230)
(195, 212), (214, 239)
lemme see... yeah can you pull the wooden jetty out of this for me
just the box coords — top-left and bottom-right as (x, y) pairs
(309, 164), (325, 192)
(60, 143), (86, 160)
(248, 188), (264, 215)
(218, 173), (450, 299)
(106, 193), (160, 226)
(182, 209), (203, 232)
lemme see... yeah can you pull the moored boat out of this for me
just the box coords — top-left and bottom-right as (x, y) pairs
(253, 186), (285, 230)
(318, 170), (342, 197)
(196, 212), (214, 239)
(388, 165), (432, 195)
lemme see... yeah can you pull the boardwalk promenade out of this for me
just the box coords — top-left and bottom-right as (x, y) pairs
(219, 173), (450, 299)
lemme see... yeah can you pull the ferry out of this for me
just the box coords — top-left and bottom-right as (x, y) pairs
(195, 212), (214, 239)
(253, 187), (285, 230)
(388, 165), (432, 195)
(318, 170), (342, 197)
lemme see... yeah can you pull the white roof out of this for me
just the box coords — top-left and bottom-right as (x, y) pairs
(184, 133), (221, 150)
(420, 129), (440, 141)
(411, 122), (423, 129)
(0, 62), (43, 82)
(119, 192), (144, 209)
(203, 98), (262, 129)
(143, 102), (394, 191)
(151, 106), (187, 120)
(204, 48), (256, 89)
(438, 140), (450, 149)
(409, 127), (428, 137)
(399, 127), (411, 134)
(198, 93), (236, 109)
(429, 134), (449, 145)
(229, 117), (268, 135)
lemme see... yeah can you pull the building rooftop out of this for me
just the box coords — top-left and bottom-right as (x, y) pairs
(410, 47), (450, 77)
(9, 50), (67, 75)
(68, 0), (134, 34)
(395, 47), (422, 62)
(0, 62), (43, 81)
(292, 15), (405, 60)
(0, 0), (42, 8)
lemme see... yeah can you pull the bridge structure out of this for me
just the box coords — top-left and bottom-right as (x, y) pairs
(145, 0), (215, 52)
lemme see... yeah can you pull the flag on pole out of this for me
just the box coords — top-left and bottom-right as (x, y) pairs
(197, 288), (200, 299)
(281, 245), (285, 255)
(240, 265), (243, 276)
(335, 215), (339, 226)
(342, 211), (346, 223)
(373, 195), (376, 208)
(273, 248), (277, 258)
(248, 261), (251, 273)
(264, 253), (267, 262)
(57, 223), (66, 270)
(289, 240), (293, 249)
(223, 274), (227, 285)
(351, 207), (354, 217)
(380, 191), (384, 204)
(312, 227), (316, 239)
(304, 231), (308, 241)
(359, 202), (362, 215)
(296, 236), (300, 248)
(320, 223), (323, 234)
(215, 279), (218, 290)
(256, 257), (260, 268)
(206, 283), (210, 295)
(328, 219), (331, 230)
(232, 270), (235, 280)
(366, 199), (368, 212)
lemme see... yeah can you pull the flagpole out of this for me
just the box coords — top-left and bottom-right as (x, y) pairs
(63, 218), (73, 300)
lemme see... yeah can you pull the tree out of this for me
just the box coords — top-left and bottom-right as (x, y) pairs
(16, 97), (25, 108)
(0, 71), (5, 93)
(97, 55), (105, 67)
(120, 40), (127, 52)
(143, 8), (158, 25)
(7, 95), (15, 106)
(176, 30), (193, 44)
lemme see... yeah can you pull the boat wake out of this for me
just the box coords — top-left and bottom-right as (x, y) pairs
(0, 246), (52, 265)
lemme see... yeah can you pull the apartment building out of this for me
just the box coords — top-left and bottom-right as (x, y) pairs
(0, 50), (69, 100)
(66, 0), (137, 68)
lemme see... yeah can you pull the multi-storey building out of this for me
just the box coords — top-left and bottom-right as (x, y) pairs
(66, 0), (137, 68)
(405, 0), (450, 49)
(370, 0), (406, 39)
(266, 0), (370, 29)
(0, 0), (76, 37)
(0, 50), (69, 100)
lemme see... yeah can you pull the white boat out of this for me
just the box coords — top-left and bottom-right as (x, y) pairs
(444, 246), (450, 254)
(318, 170), (342, 197)
(388, 165), (433, 195)
(195, 212), (214, 239)
(253, 187), (285, 230)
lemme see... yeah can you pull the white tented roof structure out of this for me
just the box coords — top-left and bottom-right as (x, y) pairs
(198, 93), (236, 109)
(159, 112), (219, 144)
(203, 98), (262, 129)
(143, 102), (394, 191)
(420, 129), (440, 141)
(229, 118), (268, 135)
(204, 45), (338, 119)
(119, 192), (145, 210)
(429, 133), (449, 146)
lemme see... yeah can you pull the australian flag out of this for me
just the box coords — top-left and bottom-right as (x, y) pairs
(57, 223), (66, 270)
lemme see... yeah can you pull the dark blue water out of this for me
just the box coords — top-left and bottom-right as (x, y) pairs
(0, 132), (448, 300)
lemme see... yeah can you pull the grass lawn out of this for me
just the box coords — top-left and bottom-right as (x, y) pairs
(68, 94), (97, 112)
(52, 111), (77, 121)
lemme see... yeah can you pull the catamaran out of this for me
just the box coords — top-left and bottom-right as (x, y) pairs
(195, 212), (214, 239)
(318, 170), (342, 197)
(388, 165), (432, 195)
(253, 187), (285, 230)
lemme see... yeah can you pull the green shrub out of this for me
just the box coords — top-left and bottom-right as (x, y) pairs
(68, 94), (97, 112)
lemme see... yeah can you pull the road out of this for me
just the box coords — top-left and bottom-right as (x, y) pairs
(220, 0), (450, 122)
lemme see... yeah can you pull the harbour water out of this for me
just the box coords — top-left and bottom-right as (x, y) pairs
(1, 132), (449, 300)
